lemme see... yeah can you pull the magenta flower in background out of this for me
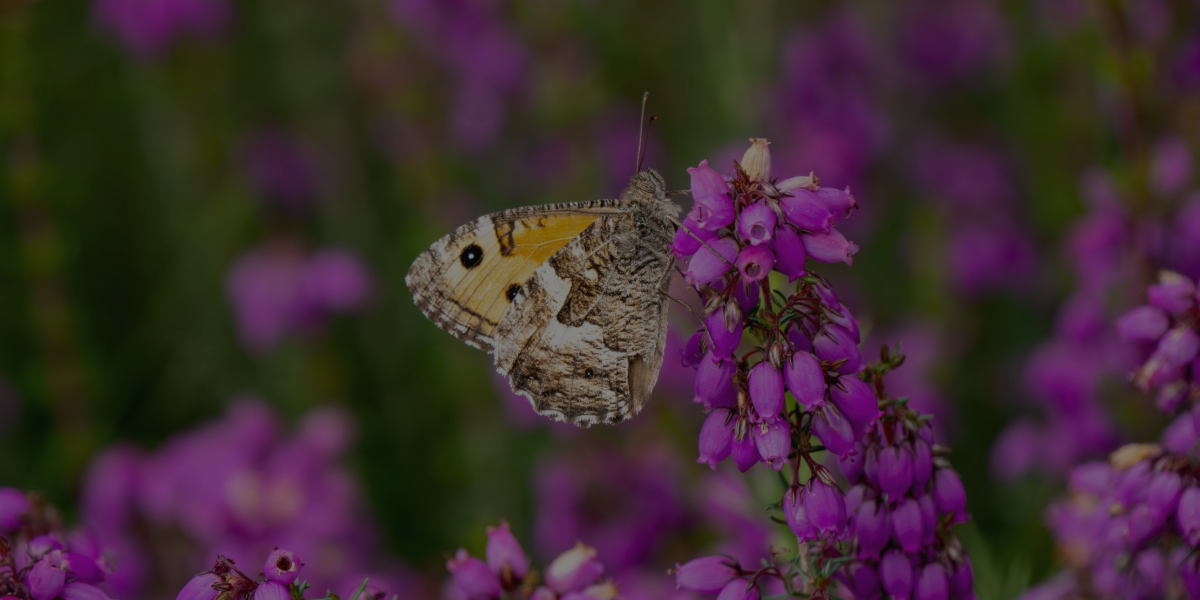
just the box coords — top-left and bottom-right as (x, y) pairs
(227, 241), (371, 353)
(81, 398), (411, 599)
(242, 132), (318, 209)
(896, 0), (1010, 84)
(93, 0), (229, 59)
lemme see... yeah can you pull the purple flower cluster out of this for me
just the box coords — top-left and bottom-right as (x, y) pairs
(227, 242), (372, 353)
(1025, 441), (1200, 600)
(82, 399), (403, 598)
(674, 139), (974, 599)
(446, 523), (616, 600)
(176, 549), (402, 600)
(92, 0), (228, 59)
(1119, 271), (1200, 411)
(0, 489), (116, 600)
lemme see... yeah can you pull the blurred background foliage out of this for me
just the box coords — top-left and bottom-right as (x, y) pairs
(0, 0), (1196, 597)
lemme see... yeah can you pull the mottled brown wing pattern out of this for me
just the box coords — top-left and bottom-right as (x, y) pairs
(493, 209), (675, 426)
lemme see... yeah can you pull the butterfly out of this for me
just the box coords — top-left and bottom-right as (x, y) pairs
(405, 168), (683, 427)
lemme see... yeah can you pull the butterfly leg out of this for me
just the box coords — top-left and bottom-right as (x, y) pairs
(667, 216), (734, 267)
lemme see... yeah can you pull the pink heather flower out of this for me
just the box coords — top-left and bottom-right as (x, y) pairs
(770, 225), (808, 281)
(683, 237), (739, 286)
(545, 543), (603, 593)
(855, 499), (891, 559)
(1153, 327), (1200, 368)
(697, 409), (735, 469)
(892, 498), (923, 553)
(878, 445), (915, 499)
(815, 187), (857, 219)
(705, 305), (743, 362)
(879, 551), (914, 600)
(933, 469), (969, 523)
(784, 486), (814, 539)
(687, 160), (735, 231)
(448, 548), (503, 599)
(737, 202), (777, 246)
(1178, 487), (1200, 545)
(1116, 306), (1170, 341)
(672, 216), (718, 258)
(731, 433), (761, 473)
(252, 582), (290, 600)
(693, 352), (736, 408)
(263, 549), (302, 585)
(0, 487), (28, 530)
(801, 228), (858, 265)
(301, 250), (372, 313)
(846, 563), (882, 600)
(916, 564), (950, 600)
(1150, 137), (1193, 195)
(485, 521), (529, 582)
(913, 439), (934, 490)
(175, 573), (221, 600)
(812, 404), (855, 457)
(813, 323), (862, 373)
(1147, 472), (1183, 518)
(804, 479), (846, 537)
(736, 245), (775, 284)
(28, 557), (66, 600)
(61, 552), (105, 584)
(1147, 271), (1196, 315)
(784, 351), (826, 408)
(748, 362), (785, 421)
(60, 583), (113, 600)
(752, 420), (790, 472)
(780, 189), (833, 232)
(830, 376), (879, 425)
(673, 556), (739, 593)
(716, 578), (759, 600)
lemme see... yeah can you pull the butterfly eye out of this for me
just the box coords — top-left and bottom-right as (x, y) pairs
(505, 283), (521, 302)
(459, 244), (484, 268)
(584, 368), (594, 378)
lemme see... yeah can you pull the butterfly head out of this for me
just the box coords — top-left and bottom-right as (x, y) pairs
(623, 169), (668, 202)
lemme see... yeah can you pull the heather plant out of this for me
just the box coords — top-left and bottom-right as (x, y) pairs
(0, 489), (116, 600)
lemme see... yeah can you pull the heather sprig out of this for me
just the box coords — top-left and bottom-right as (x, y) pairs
(175, 551), (392, 600)
(674, 139), (974, 599)
(0, 488), (116, 600)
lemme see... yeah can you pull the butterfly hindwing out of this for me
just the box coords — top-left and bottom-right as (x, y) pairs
(405, 200), (625, 352)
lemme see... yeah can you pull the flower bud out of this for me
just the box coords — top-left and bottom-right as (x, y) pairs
(753, 420), (790, 472)
(736, 245), (774, 284)
(784, 351), (826, 408)
(841, 446), (866, 484)
(546, 543), (603, 593)
(815, 186), (857, 218)
(770, 225), (807, 282)
(28, 557), (66, 600)
(892, 498), (923, 553)
(1153, 326), (1200, 369)
(933, 469), (969, 523)
(694, 352), (736, 409)
(684, 237), (739, 286)
(830, 376), (879, 425)
(682, 329), (706, 367)
(780, 189), (833, 233)
(716, 578), (758, 600)
(1148, 271), (1196, 315)
(879, 445), (915, 499)
(740, 138), (771, 182)
(253, 582), (290, 600)
(175, 573), (221, 600)
(672, 216), (718, 259)
(447, 548), (503, 599)
(912, 439), (934, 492)
(28, 535), (63, 560)
(778, 173), (818, 191)
(697, 408), (735, 469)
(731, 429), (762, 473)
(485, 521), (528, 582)
(801, 227), (858, 265)
(855, 499), (890, 559)
(846, 563), (880, 600)
(948, 558), (974, 600)
(1178, 486), (1200, 545)
(805, 478), (846, 536)
(705, 306), (742, 362)
(784, 486), (814, 540)
(812, 405), (855, 457)
(61, 552), (104, 584)
(1147, 471), (1183, 518)
(879, 550), (914, 600)
(916, 564), (949, 600)
(918, 494), (938, 545)
(813, 324), (862, 374)
(674, 556), (739, 593)
(262, 549), (302, 585)
(748, 362), (784, 421)
(60, 583), (112, 600)
(1116, 306), (1169, 341)
(737, 202), (777, 246)
(0, 488), (28, 531)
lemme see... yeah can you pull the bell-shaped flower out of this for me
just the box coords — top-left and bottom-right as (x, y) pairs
(671, 216), (718, 259)
(804, 479), (846, 537)
(731, 431), (761, 473)
(447, 548), (503, 600)
(879, 550), (914, 600)
(486, 521), (529, 583)
(737, 202), (777, 246)
(736, 245), (774, 284)
(253, 582), (291, 600)
(814, 324), (862, 373)
(1147, 472), (1183, 519)
(878, 445), (915, 499)
(61, 583), (113, 600)
(546, 543), (603, 593)
(61, 552), (104, 584)
(1116, 306), (1169, 341)
(812, 404), (855, 457)
(1148, 271), (1196, 315)
(784, 486), (814, 540)
(684, 236), (739, 286)
(705, 305), (742, 362)
(715, 579), (759, 600)
(855, 499), (890, 559)
(830, 376), (879, 426)
(175, 573), (221, 600)
(815, 186), (857, 219)
(933, 468), (969, 523)
(846, 563), (881, 600)
(28, 557), (66, 600)
(682, 329), (706, 367)
(1153, 326), (1200, 369)
(687, 160), (735, 231)
(948, 558), (974, 600)
(693, 352), (735, 409)
(0, 487), (28, 531)
(784, 351), (826, 407)
(916, 564), (949, 600)
(753, 420), (790, 472)
(262, 549), (302, 585)
(892, 498), (923, 553)
(740, 138), (771, 182)
(748, 362), (784, 420)
(801, 227), (858, 265)
(770, 225), (807, 282)
(913, 439), (934, 491)
(1177, 487), (1200, 545)
(780, 189), (833, 233)
(673, 556), (739, 594)
(697, 408), (735, 470)
(918, 495), (938, 545)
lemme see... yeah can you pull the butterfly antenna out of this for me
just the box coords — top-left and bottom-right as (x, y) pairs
(635, 91), (649, 172)
(637, 115), (657, 173)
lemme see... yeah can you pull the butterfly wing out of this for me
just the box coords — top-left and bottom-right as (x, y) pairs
(493, 209), (675, 426)
(405, 200), (626, 352)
